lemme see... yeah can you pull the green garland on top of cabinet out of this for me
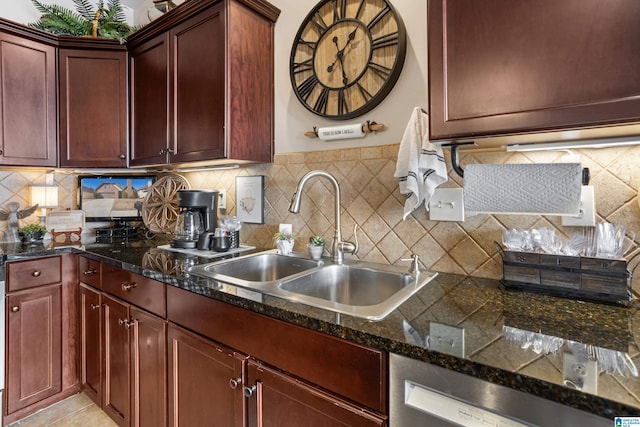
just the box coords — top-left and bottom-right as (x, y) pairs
(29, 0), (139, 43)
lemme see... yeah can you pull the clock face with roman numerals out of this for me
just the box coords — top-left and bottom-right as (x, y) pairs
(290, 0), (407, 120)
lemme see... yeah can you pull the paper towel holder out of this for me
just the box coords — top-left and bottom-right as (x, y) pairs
(441, 143), (474, 178)
(305, 121), (385, 139)
(442, 143), (591, 185)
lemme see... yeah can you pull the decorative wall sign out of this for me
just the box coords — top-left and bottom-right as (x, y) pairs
(236, 176), (265, 224)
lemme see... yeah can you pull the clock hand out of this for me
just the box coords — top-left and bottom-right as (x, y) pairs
(337, 54), (349, 86)
(327, 36), (341, 73)
(329, 27), (358, 75)
(342, 27), (358, 51)
(328, 28), (357, 74)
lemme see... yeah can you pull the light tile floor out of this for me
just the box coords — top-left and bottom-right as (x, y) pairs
(8, 393), (116, 426)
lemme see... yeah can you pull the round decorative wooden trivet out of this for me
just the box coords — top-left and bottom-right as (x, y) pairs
(141, 174), (190, 234)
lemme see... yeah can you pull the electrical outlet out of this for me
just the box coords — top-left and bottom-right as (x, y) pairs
(429, 322), (465, 358)
(428, 188), (464, 222)
(218, 190), (227, 210)
(279, 224), (292, 234)
(562, 186), (596, 227)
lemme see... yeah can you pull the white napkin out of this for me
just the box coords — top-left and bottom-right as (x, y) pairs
(394, 107), (448, 220)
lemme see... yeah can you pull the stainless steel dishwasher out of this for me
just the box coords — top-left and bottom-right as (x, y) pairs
(389, 353), (610, 427)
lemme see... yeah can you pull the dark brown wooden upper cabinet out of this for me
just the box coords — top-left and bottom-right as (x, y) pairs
(129, 33), (170, 167)
(128, 0), (280, 168)
(169, 4), (225, 164)
(0, 24), (57, 167)
(59, 42), (128, 168)
(428, 0), (640, 142)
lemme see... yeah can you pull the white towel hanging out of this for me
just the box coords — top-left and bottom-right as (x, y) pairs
(394, 107), (448, 220)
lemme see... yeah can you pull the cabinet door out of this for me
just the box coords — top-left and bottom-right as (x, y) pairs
(131, 306), (166, 427)
(0, 32), (56, 167)
(102, 295), (130, 427)
(170, 3), (225, 163)
(79, 283), (102, 406)
(428, 0), (640, 141)
(130, 33), (170, 167)
(168, 324), (245, 427)
(6, 284), (62, 414)
(59, 48), (127, 167)
(246, 361), (386, 427)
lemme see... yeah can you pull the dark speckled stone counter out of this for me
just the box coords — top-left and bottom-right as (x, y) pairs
(2, 237), (639, 420)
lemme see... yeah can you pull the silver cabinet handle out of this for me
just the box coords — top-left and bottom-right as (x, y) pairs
(118, 318), (134, 329)
(229, 377), (242, 389)
(32, 270), (41, 277)
(121, 282), (136, 291)
(243, 385), (256, 398)
(90, 304), (100, 310)
(84, 268), (97, 276)
(119, 154), (126, 159)
(11, 306), (19, 312)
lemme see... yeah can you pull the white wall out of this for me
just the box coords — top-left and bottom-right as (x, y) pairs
(268, 0), (428, 153)
(2, 0), (427, 154)
(2, 0), (134, 27)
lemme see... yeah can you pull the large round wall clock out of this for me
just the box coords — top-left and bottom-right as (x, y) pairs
(290, 0), (407, 120)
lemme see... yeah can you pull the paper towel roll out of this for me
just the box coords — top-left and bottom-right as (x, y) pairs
(317, 124), (365, 141)
(463, 163), (582, 215)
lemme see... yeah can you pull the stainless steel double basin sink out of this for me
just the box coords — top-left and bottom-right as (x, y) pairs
(188, 251), (437, 321)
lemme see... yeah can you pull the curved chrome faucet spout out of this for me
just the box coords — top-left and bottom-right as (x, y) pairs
(288, 170), (358, 264)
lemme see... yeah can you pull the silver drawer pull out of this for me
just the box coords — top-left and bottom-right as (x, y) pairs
(243, 385), (256, 398)
(90, 304), (100, 310)
(121, 282), (137, 291)
(32, 270), (41, 277)
(84, 268), (97, 276)
(118, 318), (134, 329)
(11, 306), (19, 312)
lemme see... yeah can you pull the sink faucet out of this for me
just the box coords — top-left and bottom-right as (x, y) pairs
(289, 170), (358, 264)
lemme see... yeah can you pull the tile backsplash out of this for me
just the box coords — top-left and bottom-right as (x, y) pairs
(185, 144), (640, 291)
(1, 144), (639, 289)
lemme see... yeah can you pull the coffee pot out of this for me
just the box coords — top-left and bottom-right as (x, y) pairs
(173, 209), (204, 248)
(171, 190), (218, 249)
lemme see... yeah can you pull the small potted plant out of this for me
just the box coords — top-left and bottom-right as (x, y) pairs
(18, 223), (47, 244)
(308, 235), (325, 260)
(274, 231), (295, 255)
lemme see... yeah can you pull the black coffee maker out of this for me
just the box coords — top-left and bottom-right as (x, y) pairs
(171, 190), (218, 249)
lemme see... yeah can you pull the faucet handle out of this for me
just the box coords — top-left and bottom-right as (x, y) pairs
(338, 224), (359, 258)
(400, 254), (421, 275)
(352, 223), (359, 256)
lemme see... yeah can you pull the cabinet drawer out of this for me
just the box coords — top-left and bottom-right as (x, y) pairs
(7, 256), (61, 292)
(102, 266), (166, 317)
(78, 257), (101, 288)
(167, 286), (386, 413)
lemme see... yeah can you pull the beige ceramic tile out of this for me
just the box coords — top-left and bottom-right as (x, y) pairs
(11, 393), (98, 427)
(49, 404), (117, 427)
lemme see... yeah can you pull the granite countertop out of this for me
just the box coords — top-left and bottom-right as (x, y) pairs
(3, 236), (639, 419)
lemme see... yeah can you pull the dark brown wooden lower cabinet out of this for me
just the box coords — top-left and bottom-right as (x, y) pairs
(80, 283), (102, 406)
(168, 324), (246, 427)
(6, 284), (62, 414)
(246, 361), (387, 427)
(131, 306), (167, 427)
(80, 283), (167, 427)
(103, 294), (130, 427)
(164, 322), (389, 427)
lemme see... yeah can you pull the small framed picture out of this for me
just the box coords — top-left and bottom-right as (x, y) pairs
(235, 175), (265, 224)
